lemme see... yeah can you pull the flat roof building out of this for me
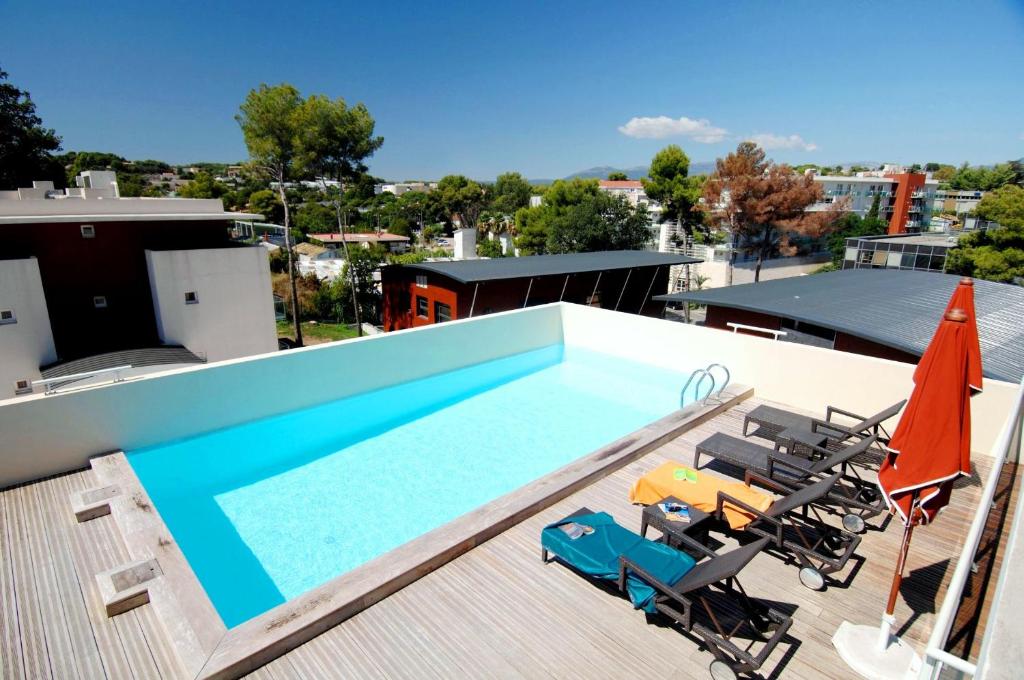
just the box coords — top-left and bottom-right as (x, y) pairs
(808, 171), (939, 234)
(0, 173), (276, 399)
(841, 232), (959, 273)
(382, 250), (700, 331)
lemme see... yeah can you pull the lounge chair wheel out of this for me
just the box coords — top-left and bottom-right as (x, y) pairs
(824, 531), (847, 554)
(709, 659), (738, 680)
(750, 610), (775, 635)
(843, 513), (866, 534)
(858, 488), (879, 504)
(799, 567), (825, 590)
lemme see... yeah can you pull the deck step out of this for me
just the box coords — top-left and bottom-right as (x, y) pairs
(95, 558), (162, 616)
(70, 484), (120, 522)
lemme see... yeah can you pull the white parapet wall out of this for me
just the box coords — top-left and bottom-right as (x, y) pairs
(0, 304), (565, 487)
(0, 257), (57, 399)
(559, 303), (1019, 457)
(0, 302), (1018, 489)
(146, 246), (279, 362)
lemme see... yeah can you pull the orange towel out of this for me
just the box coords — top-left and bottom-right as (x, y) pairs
(628, 461), (775, 529)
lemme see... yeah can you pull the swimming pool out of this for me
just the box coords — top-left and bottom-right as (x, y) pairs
(129, 343), (695, 627)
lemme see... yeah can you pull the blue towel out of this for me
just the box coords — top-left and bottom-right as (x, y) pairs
(541, 511), (695, 613)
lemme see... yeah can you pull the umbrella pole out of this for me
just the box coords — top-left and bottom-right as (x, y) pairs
(878, 502), (918, 651)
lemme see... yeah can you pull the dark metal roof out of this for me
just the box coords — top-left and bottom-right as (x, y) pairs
(655, 269), (1024, 383)
(391, 251), (701, 284)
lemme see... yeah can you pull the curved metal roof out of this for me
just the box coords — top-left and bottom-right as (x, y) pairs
(392, 251), (701, 284)
(655, 269), (1024, 383)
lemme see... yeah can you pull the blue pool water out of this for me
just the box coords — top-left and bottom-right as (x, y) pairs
(129, 344), (694, 627)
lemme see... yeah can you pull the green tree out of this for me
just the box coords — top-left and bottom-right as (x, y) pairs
(607, 171), (628, 181)
(293, 93), (384, 336)
(340, 246), (386, 324)
(866, 191), (882, 222)
(237, 83), (305, 345)
(946, 186), (1024, 283)
(546, 192), (651, 254)
(293, 202), (335, 234)
(436, 175), (486, 229)
(248, 189), (284, 224)
(396, 189), (443, 231)
(477, 237), (504, 258)
(178, 171), (225, 199)
(490, 171), (532, 215)
(642, 145), (706, 234)
(0, 68), (63, 189)
(512, 178), (650, 254)
(826, 213), (887, 266)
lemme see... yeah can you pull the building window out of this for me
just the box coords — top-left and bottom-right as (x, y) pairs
(434, 301), (451, 323)
(184, 291), (199, 305)
(0, 309), (15, 325)
(80, 224), (96, 238)
(13, 379), (32, 396)
(415, 275), (427, 289)
(416, 295), (428, 318)
(93, 296), (108, 309)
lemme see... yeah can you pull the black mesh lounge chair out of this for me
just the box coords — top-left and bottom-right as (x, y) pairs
(542, 508), (792, 680)
(713, 472), (862, 590)
(694, 432), (883, 533)
(742, 400), (906, 460)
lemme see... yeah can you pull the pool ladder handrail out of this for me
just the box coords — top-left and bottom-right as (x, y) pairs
(680, 363), (731, 407)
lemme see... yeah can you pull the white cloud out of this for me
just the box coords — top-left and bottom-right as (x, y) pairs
(617, 116), (728, 143)
(746, 133), (818, 152)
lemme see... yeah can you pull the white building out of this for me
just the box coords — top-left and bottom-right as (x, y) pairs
(807, 169), (940, 232)
(0, 172), (277, 400)
(377, 182), (437, 196)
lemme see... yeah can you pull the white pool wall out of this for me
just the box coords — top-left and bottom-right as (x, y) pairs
(0, 304), (563, 487)
(560, 302), (1018, 456)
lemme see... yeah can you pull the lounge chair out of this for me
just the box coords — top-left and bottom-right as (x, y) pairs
(694, 432), (884, 532)
(714, 472), (862, 590)
(542, 508), (791, 680)
(629, 463), (861, 590)
(742, 399), (907, 460)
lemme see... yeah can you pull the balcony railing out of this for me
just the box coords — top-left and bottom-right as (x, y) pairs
(917, 377), (1024, 679)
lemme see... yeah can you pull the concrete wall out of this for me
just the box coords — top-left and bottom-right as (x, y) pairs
(0, 304), (564, 487)
(1, 302), (1019, 489)
(697, 253), (831, 289)
(559, 303), (1019, 457)
(146, 247), (278, 362)
(0, 258), (57, 399)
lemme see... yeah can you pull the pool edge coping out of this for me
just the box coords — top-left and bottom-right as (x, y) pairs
(92, 384), (753, 680)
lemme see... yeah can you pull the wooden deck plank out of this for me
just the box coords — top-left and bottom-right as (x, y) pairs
(5, 485), (54, 680)
(21, 479), (83, 680)
(34, 475), (107, 680)
(0, 489), (26, 680)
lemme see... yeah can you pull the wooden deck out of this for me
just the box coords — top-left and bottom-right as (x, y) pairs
(0, 398), (1016, 679)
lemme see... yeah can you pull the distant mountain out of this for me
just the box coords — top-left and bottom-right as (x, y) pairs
(561, 161), (716, 181)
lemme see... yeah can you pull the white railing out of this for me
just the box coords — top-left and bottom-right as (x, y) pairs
(31, 365), (133, 395)
(917, 377), (1024, 679)
(726, 322), (788, 340)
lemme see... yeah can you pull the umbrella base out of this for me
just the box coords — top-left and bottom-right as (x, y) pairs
(833, 621), (922, 680)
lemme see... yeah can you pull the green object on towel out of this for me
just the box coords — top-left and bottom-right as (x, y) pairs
(541, 511), (695, 613)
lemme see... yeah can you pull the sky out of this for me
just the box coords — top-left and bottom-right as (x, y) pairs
(3, 0), (1023, 180)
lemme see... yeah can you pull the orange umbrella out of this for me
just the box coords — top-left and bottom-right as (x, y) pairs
(872, 304), (980, 653)
(943, 277), (983, 394)
(879, 307), (976, 525)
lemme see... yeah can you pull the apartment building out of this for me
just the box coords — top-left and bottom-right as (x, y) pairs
(0, 172), (278, 399)
(808, 168), (940, 234)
